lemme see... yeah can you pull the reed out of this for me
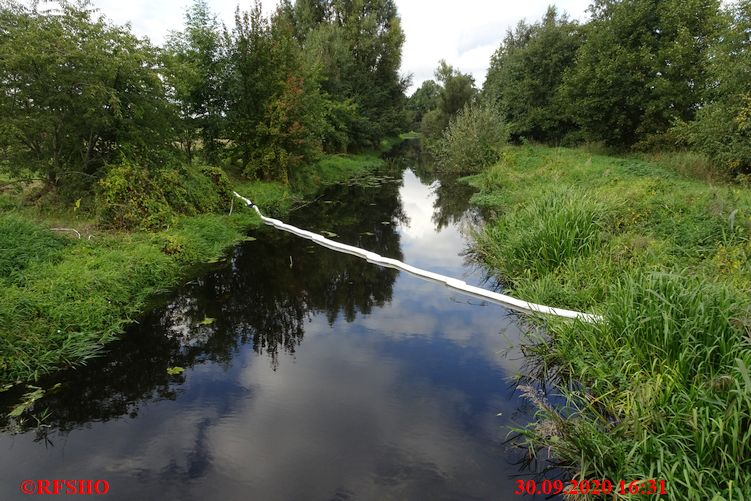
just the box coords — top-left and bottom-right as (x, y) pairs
(469, 145), (751, 499)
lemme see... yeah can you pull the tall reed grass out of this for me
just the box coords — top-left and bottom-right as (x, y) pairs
(468, 145), (751, 499)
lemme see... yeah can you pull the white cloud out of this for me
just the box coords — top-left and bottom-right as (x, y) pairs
(396, 0), (592, 93)
(79, 0), (591, 94)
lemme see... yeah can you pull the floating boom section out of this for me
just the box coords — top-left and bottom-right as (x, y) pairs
(234, 192), (602, 323)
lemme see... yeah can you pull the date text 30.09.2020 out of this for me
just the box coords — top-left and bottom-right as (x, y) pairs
(514, 479), (668, 496)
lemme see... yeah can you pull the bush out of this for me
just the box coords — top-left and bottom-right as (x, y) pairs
(436, 101), (508, 173)
(673, 97), (751, 176)
(97, 162), (232, 230)
(418, 108), (449, 155)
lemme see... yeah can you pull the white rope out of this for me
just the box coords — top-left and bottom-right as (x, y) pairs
(234, 191), (602, 323)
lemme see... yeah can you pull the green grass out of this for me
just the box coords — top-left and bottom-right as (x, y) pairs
(232, 178), (297, 215)
(399, 131), (420, 140)
(0, 152), (383, 386)
(0, 214), (69, 285)
(469, 146), (751, 499)
(0, 209), (261, 383)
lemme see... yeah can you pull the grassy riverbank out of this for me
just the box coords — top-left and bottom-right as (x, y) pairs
(468, 146), (751, 498)
(0, 153), (384, 388)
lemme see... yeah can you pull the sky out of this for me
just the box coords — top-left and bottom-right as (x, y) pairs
(79, 0), (593, 94)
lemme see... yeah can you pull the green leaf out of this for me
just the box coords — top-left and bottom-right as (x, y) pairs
(8, 401), (30, 418)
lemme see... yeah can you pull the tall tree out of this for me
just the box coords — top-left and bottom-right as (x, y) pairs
(283, 0), (408, 149)
(434, 60), (477, 118)
(334, 0), (408, 146)
(483, 7), (582, 143)
(251, 8), (328, 181)
(223, 1), (275, 168)
(418, 61), (477, 152)
(164, 0), (224, 164)
(676, 0), (751, 172)
(406, 79), (441, 130)
(562, 0), (722, 147)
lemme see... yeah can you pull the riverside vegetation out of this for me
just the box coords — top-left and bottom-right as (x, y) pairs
(3, 0), (751, 497)
(0, 0), (405, 386)
(407, 0), (751, 498)
(467, 147), (751, 499)
(0, 153), (386, 387)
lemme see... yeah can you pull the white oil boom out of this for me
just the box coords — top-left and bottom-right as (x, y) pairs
(234, 192), (601, 323)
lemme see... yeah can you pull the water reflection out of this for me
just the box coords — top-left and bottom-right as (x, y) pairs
(0, 176), (407, 430)
(0, 162), (554, 500)
(412, 167), (481, 232)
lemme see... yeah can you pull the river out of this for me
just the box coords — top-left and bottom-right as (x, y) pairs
(0, 154), (558, 500)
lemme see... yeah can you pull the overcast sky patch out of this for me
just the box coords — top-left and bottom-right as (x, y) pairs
(70, 0), (592, 93)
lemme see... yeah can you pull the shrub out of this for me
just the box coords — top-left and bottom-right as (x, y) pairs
(436, 101), (508, 173)
(96, 162), (232, 230)
(673, 98), (751, 176)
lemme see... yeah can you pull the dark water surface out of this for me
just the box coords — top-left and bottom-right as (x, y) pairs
(0, 161), (556, 500)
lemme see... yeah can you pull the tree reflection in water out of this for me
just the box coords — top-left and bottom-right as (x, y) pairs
(0, 169), (405, 432)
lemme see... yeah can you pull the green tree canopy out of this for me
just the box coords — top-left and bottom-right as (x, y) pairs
(417, 61), (477, 153)
(434, 60), (477, 118)
(406, 79), (441, 130)
(164, 0), (224, 164)
(483, 7), (582, 143)
(562, 0), (722, 147)
(280, 0), (409, 149)
(675, 0), (751, 172)
(0, 0), (176, 190)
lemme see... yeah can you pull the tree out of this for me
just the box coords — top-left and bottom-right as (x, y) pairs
(562, 0), (722, 147)
(483, 7), (582, 143)
(434, 60), (477, 118)
(281, 0), (409, 149)
(222, 1), (275, 168)
(335, 0), (409, 146)
(164, 0), (224, 164)
(250, 9), (328, 181)
(418, 61), (477, 153)
(406, 79), (440, 130)
(675, 0), (751, 173)
(0, 0), (177, 191)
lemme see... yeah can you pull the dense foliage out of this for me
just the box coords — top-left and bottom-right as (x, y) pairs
(0, 0), (408, 198)
(676, 1), (751, 173)
(410, 61), (477, 154)
(0, 1), (176, 193)
(481, 0), (727, 151)
(96, 163), (232, 230)
(483, 7), (582, 143)
(434, 101), (508, 173)
(561, 0), (721, 148)
(410, 0), (749, 176)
